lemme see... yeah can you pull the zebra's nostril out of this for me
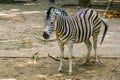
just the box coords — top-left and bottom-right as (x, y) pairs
(43, 32), (50, 39)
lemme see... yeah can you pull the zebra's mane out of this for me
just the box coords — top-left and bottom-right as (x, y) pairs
(46, 7), (68, 19)
(56, 8), (91, 19)
(46, 7), (55, 19)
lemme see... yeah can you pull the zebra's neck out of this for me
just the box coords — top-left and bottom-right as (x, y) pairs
(54, 16), (74, 42)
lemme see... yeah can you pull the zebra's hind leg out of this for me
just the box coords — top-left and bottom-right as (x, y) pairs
(93, 35), (104, 66)
(58, 42), (64, 72)
(84, 39), (92, 64)
(68, 42), (73, 75)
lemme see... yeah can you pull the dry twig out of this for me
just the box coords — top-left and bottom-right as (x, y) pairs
(33, 36), (57, 42)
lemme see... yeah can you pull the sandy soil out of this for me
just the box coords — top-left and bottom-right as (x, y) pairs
(0, 0), (120, 80)
(0, 57), (120, 80)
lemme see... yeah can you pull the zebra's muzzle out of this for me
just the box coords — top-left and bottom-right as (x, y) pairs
(43, 32), (50, 39)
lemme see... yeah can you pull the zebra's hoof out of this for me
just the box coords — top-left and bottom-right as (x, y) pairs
(82, 61), (93, 66)
(96, 62), (104, 67)
(68, 72), (72, 75)
(57, 69), (63, 73)
(93, 60), (105, 67)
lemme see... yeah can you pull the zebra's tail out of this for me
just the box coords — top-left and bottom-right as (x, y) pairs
(100, 19), (108, 45)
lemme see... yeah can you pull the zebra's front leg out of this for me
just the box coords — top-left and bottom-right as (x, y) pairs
(58, 43), (64, 72)
(68, 42), (73, 75)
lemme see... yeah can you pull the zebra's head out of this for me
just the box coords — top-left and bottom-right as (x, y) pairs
(43, 11), (60, 39)
(43, 18), (55, 39)
(43, 7), (67, 39)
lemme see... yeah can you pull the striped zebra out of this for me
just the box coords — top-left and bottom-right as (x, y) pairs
(43, 8), (108, 75)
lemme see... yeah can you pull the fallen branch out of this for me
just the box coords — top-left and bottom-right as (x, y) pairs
(48, 53), (76, 65)
(112, 65), (120, 74)
(48, 53), (60, 61)
(33, 36), (57, 42)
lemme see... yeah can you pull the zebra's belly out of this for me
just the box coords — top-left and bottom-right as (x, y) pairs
(56, 30), (92, 44)
(72, 32), (92, 43)
(72, 37), (90, 43)
(57, 36), (91, 44)
(56, 33), (92, 44)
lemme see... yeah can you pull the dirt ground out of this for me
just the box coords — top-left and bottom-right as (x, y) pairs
(0, 57), (119, 80)
(0, 0), (120, 80)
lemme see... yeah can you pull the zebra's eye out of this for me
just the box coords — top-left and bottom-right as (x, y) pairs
(51, 22), (54, 25)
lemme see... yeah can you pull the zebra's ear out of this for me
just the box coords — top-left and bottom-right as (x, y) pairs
(45, 9), (48, 13)
(55, 11), (61, 15)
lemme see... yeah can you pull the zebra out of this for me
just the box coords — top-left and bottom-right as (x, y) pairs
(43, 8), (108, 75)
